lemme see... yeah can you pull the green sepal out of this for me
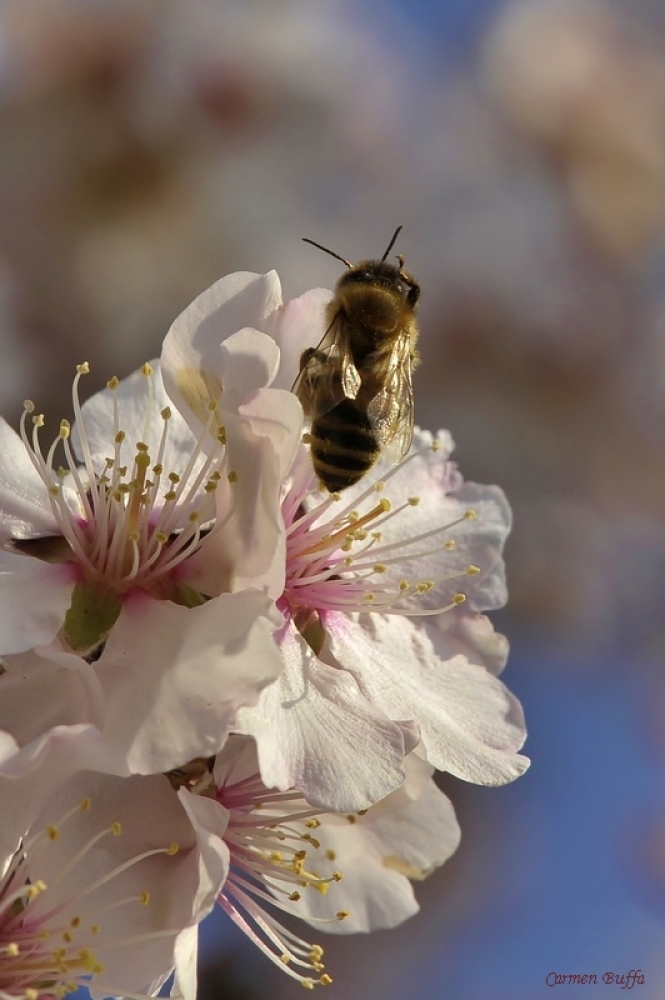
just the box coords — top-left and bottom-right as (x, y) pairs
(61, 580), (123, 654)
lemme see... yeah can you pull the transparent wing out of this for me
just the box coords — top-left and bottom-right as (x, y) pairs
(367, 332), (415, 462)
(291, 314), (361, 417)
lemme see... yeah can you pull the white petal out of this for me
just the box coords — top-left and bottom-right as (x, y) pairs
(269, 287), (334, 391)
(186, 385), (303, 598)
(236, 622), (415, 812)
(161, 271), (283, 434)
(295, 757), (460, 933)
(329, 613), (529, 785)
(0, 549), (75, 652)
(26, 771), (227, 998)
(0, 416), (60, 538)
(95, 590), (284, 774)
(0, 646), (97, 744)
(0, 724), (117, 860)
(433, 611), (510, 676)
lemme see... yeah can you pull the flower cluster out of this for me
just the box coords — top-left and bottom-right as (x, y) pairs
(0, 269), (528, 995)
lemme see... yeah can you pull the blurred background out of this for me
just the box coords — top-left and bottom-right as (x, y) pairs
(2, 0), (665, 996)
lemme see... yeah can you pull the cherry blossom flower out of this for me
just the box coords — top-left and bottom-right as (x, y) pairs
(0, 291), (302, 773)
(0, 766), (229, 1000)
(180, 272), (530, 809)
(203, 737), (460, 990)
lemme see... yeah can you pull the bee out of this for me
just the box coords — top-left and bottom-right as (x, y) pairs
(293, 226), (420, 492)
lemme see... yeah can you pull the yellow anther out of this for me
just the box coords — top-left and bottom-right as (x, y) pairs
(228, 470), (239, 484)
(160, 406), (172, 420)
(154, 531), (168, 544)
(364, 593), (375, 602)
(431, 439), (441, 451)
(280, 954), (291, 965)
(76, 362), (91, 375)
(207, 399), (219, 412)
(407, 496), (420, 506)
(294, 849), (307, 860)
(164, 490), (177, 502)
(59, 420), (71, 439)
(188, 512), (200, 524)
(345, 815), (356, 824)
(378, 498), (391, 512)
(141, 363), (153, 377)
(332, 871), (343, 882)
(70, 917), (81, 928)
(210, 470), (222, 481)
(217, 427), (226, 444)
(320, 975), (333, 986)
(399, 580), (410, 591)
(305, 819), (321, 829)
(331, 492), (341, 501)
(289, 891), (301, 902)
(325, 849), (336, 861)
(115, 431), (126, 444)
(271, 851), (284, 863)
(204, 480), (219, 493)
(302, 979), (315, 990)
(343, 557), (353, 567)
(25, 989), (39, 1000)
(107, 376), (119, 390)
(464, 509), (477, 520)
(111, 822), (122, 835)
(348, 511), (359, 523)
(373, 480), (385, 492)
(167, 842), (180, 855)
(5, 943), (19, 956)
(136, 441), (149, 453)
(336, 910), (350, 920)
(357, 809), (368, 816)
(453, 593), (466, 605)
(466, 565), (481, 576)
(90, 925), (100, 935)
(373, 563), (386, 573)
(62, 931), (73, 943)
(444, 540), (456, 550)
(302, 432), (312, 444)
(310, 945), (324, 960)
(47, 825), (59, 840)
(33, 414), (45, 427)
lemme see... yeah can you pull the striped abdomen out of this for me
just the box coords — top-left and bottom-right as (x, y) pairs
(310, 399), (380, 492)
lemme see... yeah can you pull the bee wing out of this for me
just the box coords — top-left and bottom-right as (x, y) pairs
(291, 315), (361, 416)
(367, 332), (415, 463)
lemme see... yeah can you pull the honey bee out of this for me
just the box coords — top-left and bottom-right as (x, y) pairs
(293, 226), (420, 492)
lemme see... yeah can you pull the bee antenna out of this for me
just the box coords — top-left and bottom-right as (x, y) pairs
(302, 238), (352, 268)
(381, 225), (403, 262)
